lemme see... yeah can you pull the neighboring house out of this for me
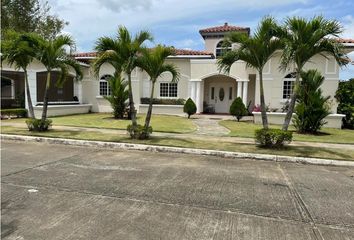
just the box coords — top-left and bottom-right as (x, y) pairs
(1, 23), (354, 126)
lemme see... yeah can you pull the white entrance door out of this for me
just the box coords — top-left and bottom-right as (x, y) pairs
(210, 82), (235, 113)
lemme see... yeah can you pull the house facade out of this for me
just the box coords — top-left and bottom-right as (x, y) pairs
(1, 23), (354, 126)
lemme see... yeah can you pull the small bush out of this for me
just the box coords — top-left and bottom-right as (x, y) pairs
(335, 78), (354, 129)
(127, 124), (153, 139)
(183, 98), (197, 118)
(140, 98), (185, 105)
(255, 128), (293, 148)
(230, 97), (247, 121)
(26, 118), (52, 131)
(0, 108), (27, 118)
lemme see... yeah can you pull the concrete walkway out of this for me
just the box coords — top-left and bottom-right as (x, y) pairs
(1, 121), (353, 150)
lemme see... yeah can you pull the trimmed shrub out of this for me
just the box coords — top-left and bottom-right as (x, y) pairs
(255, 128), (293, 148)
(335, 78), (354, 129)
(127, 124), (153, 139)
(230, 97), (247, 121)
(0, 108), (27, 118)
(293, 70), (330, 133)
(26, 118), (52, 131)
(183, 98), (197, 118)
(141, 98), (185, 105)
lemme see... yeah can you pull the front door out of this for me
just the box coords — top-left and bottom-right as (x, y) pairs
(210, 82), (235, 113)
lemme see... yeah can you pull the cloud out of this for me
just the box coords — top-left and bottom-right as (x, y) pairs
(98, 0), (157, 12)
(172, 39), (204, 49)
(342, 15), (354, 39)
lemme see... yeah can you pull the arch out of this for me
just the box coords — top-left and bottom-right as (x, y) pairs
(199, 72), (240, 81)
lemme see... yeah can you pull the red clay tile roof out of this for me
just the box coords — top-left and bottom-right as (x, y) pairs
(199, 23), (249, 34)
(72, 52), (97, 58)
(173, 49), (213, 56)
(337, 38), (354, 44)
(72, 49), (214, 59)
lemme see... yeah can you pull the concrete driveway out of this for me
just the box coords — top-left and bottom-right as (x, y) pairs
(1, 141), (354, 240)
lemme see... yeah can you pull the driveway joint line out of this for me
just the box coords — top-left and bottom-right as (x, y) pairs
(277, 163), (325, 240)
(1, 154), (79, 178)
(3, 181), (353, 231)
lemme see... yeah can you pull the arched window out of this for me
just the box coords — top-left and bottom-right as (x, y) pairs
(99, 74), (112, 96)
(215, 41), (232, 58)
(282, 72), (297, 99)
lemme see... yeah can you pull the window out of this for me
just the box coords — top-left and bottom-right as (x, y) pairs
(160, 82), (177, 98)
(216, 41), (232, 58)
(211, 87), (215, 100)
(229, 87), (232, 100)
(1, 78), (15, 99)
(282, 73), (297, 99)
(99, 74), (112, 96)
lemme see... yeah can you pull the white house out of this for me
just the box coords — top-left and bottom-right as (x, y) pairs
(2, 23), (354, 127)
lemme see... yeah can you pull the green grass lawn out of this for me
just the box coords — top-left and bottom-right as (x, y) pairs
(7, 113), (197, 134)
(220, 120), (354, 144)
(2, 126), (353, 161)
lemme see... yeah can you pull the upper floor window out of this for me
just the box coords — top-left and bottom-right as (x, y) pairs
(282, 72), (297, 99)
(99, 74), (112, 96)
(160, 82), (177, 98)
(216, 41), (232, 58)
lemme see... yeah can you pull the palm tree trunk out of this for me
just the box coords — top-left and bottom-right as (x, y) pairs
(282, 70), (300, 131)
(144, 80), (155, 129)
(24, 69), (35, 118)
(259, 71), (268, 129)
(127, 73), (137, 126)
(41, 71), (51, 122)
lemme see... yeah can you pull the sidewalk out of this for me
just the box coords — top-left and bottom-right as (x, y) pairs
(2, 121), (353, 150)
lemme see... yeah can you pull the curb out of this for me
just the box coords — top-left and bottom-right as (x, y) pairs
(2, 134), (354, 167)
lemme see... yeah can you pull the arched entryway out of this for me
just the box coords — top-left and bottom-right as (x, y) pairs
(203, 74), (237, 113)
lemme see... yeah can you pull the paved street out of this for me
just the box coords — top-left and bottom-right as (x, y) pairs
(1, 140), (354, 239)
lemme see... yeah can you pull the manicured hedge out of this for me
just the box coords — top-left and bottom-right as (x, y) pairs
(0, 108), (27, 118)
(140, 98), (185, 105)
(255, 128), (293, 148)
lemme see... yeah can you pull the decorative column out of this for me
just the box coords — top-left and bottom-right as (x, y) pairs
(189, 79), (202, 113)
(26, 70), (37, 107)
(195, 81), (201, 113)
(237, 81), (242, 98)
(242, 81), (248, 105)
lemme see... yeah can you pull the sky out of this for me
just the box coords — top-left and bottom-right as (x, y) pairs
(47, 0), (354, 79)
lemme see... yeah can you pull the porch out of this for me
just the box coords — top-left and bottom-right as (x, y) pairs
(189, 73), (256, 114)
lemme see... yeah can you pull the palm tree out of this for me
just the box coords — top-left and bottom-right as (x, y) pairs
(136, 45), (180, 138)
(36, 35), (83, 126)
(104, 73), (129, 119)
(278, 16), (348, 131)
(1, 31), (41, 118)
(93, 26), (153, 128)
(218, 17), (282, 129)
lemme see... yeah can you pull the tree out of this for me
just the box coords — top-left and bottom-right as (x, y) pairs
(293, 70), (330, 133)
(277, 16), (348, 131)
(184, 98), (197, 118)
(94, 26), (153, 134)
(104, 73), (129, 119)
(218, 17), (282, 129)
(136, 45), (180, 138)
(36, 35), (83, 129)
(335, 78), (354, 129)
(1, 31), (41, 118)
(230, 97), (247, 121)
(1, 0), (67, 40)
